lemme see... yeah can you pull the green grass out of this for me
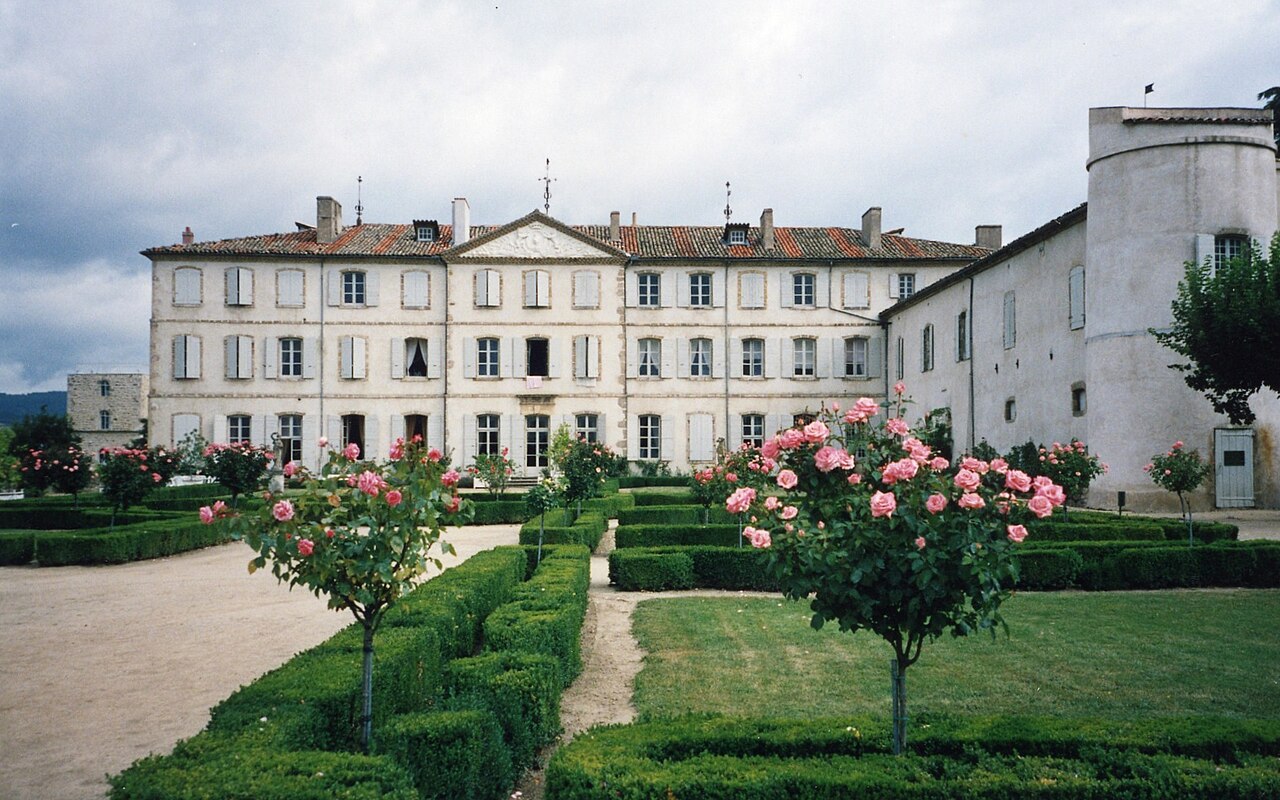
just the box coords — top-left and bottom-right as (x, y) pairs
(632, 589), (1280, 721)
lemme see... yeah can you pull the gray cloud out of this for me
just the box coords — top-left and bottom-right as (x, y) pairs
(1, 0), (1276, 392)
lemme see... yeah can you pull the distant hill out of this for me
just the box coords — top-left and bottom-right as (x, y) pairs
(0, 392), (67, 427)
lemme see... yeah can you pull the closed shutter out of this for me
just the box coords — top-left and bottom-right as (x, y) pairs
(574, 335), (589, 378)
(327, 269), (341, 306)
(712, 270), (726, 308)
(327, 416), (342, 448)
(390, 337), (405, 379)
(844, 272), (869, 308)
(364, 415), (379, 460)
(278, 269), (303, 306)
(474, 271), (488, 306)
(172, 414), (200, 446)
(463, 337), (476, 378)
(575, 271), (599, 308)
(779, 273), (794, 308)
(513, 337), (527, 378)
(659, 415), (674, 461)
(659, 273), (675, 307)
(364, 272), (379, 306)
(889, 274), (900, 299)
(403, 271), (428, 308)
(302, 338), (317, 379)
(174, 268), (200, 305)
(427, 337), (442, 379)
(547, 337), (562, 378)
(301, 415), (318, 469)
(689, 413), (714, 462)
(742, 273), (764, 308)
(263, 336), (277, 379)
(1003, 292), (1016, 348)
(1068, 266), (1085, 330)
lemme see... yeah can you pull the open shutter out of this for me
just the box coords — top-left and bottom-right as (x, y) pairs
(712, 270), (726, 308)
(499, 338), (513, 378)
(1195, 234), (1215, 268)
(889, 273), (901, 299)
(779, 274), (794, 308)
(463, 337), (476, 378)
(729, 338), (743, 377)
(503, 415), (520, 466)
(390, 337), (405, 379)
(427, 338), (442, 379)
(624, 271), (638, 307)
(364, 272), (379, 306)
(301, 415), (319, 469)
(537, 271), (550, 307)
(513, 338), (527, 378)
(186, 336), (201, 379)
(627, 414), (640, 460)
(302, 338), (317, 379)
(728, 414), (743, 449)
(474, 271), (487, 306)
(626, 338), (639, 378)
(213, 414), (227, 445)
(327, 269), (341, 306)
(676, 273), (691, 307)
(1068, 267), (1085, 330)
(340, 337), (353, 379)
(250, 414), (266, 447)
(225, 268), (237, 305)
(781, 338), (794, 377)
(660, 415), (674, 461)
(547, 337), (562, 378)
(427, 415), (443, 451)
(462, 415), (477, 466)
(390, 414), (405, 445)
(354, 337), (367, 379)
(574, 335), (588, 378)
(327, 416), (342, 448)
(523, 271), (537, 307)
(487, 270), (501, 306)
(867, 335), (884, 378)
(712, 340), (725, 378)
(263, 337), (277, 379)
(766, 414), (787, 438)
(816, 271), (830, 308)
(660, 340), (675, 378)
(364, 415), (379, 460)
(676, 338), (689, 376)
(224, 336), (238, 379)
(659, 273), (675, 307)
(763, 337), (778, 378)
(816, 338), (832, 378)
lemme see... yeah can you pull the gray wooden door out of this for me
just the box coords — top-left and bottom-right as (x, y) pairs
(1214, 429), (1254, 508)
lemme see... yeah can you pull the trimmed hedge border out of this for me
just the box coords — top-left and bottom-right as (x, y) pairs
(628, 489), (697, 506)
(609, 546), (779, 591)
(0, 530), (36, 565)
(617, 476), (689, 488)
(615, 523), (741, 549)
(110, 544), (592, 800)
(33, 519), (233, 567)
(616, 505), (735, 526)
(0, 507), (163, 530)
(519, 510), (607, 551)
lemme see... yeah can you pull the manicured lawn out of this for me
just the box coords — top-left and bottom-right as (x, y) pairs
(632, 589), (1280, 721)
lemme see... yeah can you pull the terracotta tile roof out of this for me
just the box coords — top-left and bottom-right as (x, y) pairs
(146, 220), (989, 262)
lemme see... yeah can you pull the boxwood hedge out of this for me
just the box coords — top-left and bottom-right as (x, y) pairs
(615, 523), (741, 548)
(518, 510), (607, 550)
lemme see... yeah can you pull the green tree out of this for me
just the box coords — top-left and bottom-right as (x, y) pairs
(203, 442), (272, 504)
(1145, 441), (1212, 545)
(7, 409), (81, 495)
(98, 448), (162, 522)
(0, 427), (19, 489)
(1152, 233), (1280, 425)
(1260, 86), (1280, 147)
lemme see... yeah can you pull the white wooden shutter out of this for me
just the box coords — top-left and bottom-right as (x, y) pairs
(729, 338), (743, 377)
(238, 336), (253, 379)
(1195, 234), (1215, 269)
(301, 415), (319, 469)
(728, 414), (743, 449)
(390, 414), (406, 445)
(624, 271), (638, 307)
(302, 338), (317, 379)
(474, 271), (488, 306)
(689, 413), (714, 462)
(627, 414), (640, 460)
(765, 337), (780, 378)
(1068, 266), (1085, 330)
(390, 337), (405, 379)
(427, 415), (443, 450)
(327, 416), (342, 448)
(462, 415), (477, 465)
(327, 269), (341, 306)
(888, 274), (901, 299)
(502, 337), (516, 378)
(660, 339), (674, 378)
(844, 272), (868, 308)
(574, 335), (588, 378)
(364, 415), (379, 460)
(816, 271), (830, 308)
(816, 338), (832, 378)
(340, 337), (353, 379)
(463, 337), (476, 378)
(1003, 292), (1016, 348)
(354, 337), (367, 379)
(779, 273), (794, 308)
(867, 335), (884, 378)
(711, 340), (725, 378)
(660, 415), (674, 461)
(225, 268), (237, 305)
(575, 271), (599, 308)
(742, 273), (764, 308)
(766, 414), (787, 438)
(626, 337), (639, 378)
(503, 415), (520, 464)
(174, 268), (200, 305)
(659, 273), (675, 307)
(547, 337), (562, 378)
(523, 271), (537, 307)
(427, 337), (442, 379)
(513, 338), (527, 378)
(537, 271), (550, 307)
(677, 273), (691, 307)
(224, 336), (238, 379)
(250, 414), (266, 446)
(364, 272), (379, 306)
(263, 336), (277, 379)
(677, 337), (689, 376)
(781, 337), (795, 377)
(278, 269), (303, 306)
(712, 270), (726, 308)
(487, 270), (501, 306)
(213, 414), (227, 445)
(403, 271), (428, 308)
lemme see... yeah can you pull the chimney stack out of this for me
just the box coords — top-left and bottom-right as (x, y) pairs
(760, 208), (775, 250)
(975, 225), (1003, 250)
(181, 226), (194, 245)
(452, 198), (471, 246)
(632, 212), (638, 226)
(861, 207), (882, 251)
(610, 211), (621, 242)
(316, 196), (343, 244)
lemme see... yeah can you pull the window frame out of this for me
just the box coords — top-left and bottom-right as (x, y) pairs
(741, 413), (765, 448)
(638, 414), (661, 460)
(525, 414), (550, 468)
(638, 337), (662, 378)
(637, 272), (661, 308)
(956, 311), (971, 361)
(99, 379), (111, 397)
(843, 337), (868, 378)
(689, 337), (712, 378)
(897, 273), (916, 300)
(742, 337), (764, 377)
(279, 337), (303, 378)
(689, 272), (713, 307)
(575, 413), (599, 443)
(228, 414), (252, 444)
(341, 270), (367, 306)
(100, 410), (111, 430)
(405, 337), (431, 378)
(792, 272), (816, 307)
(477, 337), (500, 378)
(1214, 234), (1249, 271)
(278, 414), (303, 463)
(477, 414), (500, 456)
(792, 337), (817, 377)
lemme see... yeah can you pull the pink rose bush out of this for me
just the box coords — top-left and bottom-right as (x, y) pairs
(1146, 439), (1212, 543)
(731, 387), (1064, 754)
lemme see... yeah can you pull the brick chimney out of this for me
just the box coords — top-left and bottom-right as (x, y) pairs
(975, 225), (1003, 250)
(610, 211), (621, 242)
(316, 196), (343, 244)
(760, 208), (775, 250)
(861, 207), (882, 251)
(181, 226), (194, 245)
(452, 198), (471, 246)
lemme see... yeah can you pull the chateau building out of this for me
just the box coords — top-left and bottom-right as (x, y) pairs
(145, 202), (991, 475)
(67, 371), (148, 457)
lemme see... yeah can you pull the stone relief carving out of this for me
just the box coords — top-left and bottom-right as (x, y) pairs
(468, 222), (604, 258)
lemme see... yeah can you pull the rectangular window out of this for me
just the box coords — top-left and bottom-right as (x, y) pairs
(174, 267), (202, 306)
(341, 414), (364, 454)
(279, 338), (303, 377)
(742, 338), (764, 377)
(639, 414), (661, 460)
(173, 335), (201, 380)
(100, 410), (111, 430)
(342, 271), (366, 305)
(523, 270), (550, 308)
(477, 414), (500, 456)
(526, 414), (549, 468)
(793, 338), (816, 377)
(898, 273), (916, 299)
(956, 311), (971, 361)
(225, 267), (254, 306)
(740, 273), (765, 308)
(689, 338), (712, 377)
(574, 335), (598, 379)
(921, 324), (934, 372)
(1003, 291), (1017, 349)
(228, 415), (251, 444)
(405, 338), (430, 377)
(526, 338), (550, 377)
(844, 337), (868, 377)
(1071, 385), (1087, 417)
(639, 338), (661, 377)
(279, 414), (302, 463)
(340, 336), (367, 380)
(792, 273), (816, 307)
(402, 270), (429, 309)
(741, 414), (765, 448)
(1004, 398), (1017, 422)
(277, 270), (304, 307)
(576, 413), (599, 443)
(477, 337), (500, 378)
(405, 414), (429, 442)
(475, 269), (501, 307)
(1214, 235), (1247, 270)
(689, 273), (712, 307)
(1068, 266), (1085, 330)
(638, 273), (660, 308)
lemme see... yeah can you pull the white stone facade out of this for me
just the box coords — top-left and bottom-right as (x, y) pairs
(885, 107), (1279, 511)
(67, 372), (148, 455)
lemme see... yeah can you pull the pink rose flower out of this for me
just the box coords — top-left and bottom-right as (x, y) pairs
(776, 470), (798, 490)
(725, 472), (738, 483)
(780, 505), (798, 520)
(725, 487), (757, 514)
(884, 458), (919, 484)
(1027, 494), (1053, 519)
(869, 491), (897, 518)
(441, 469), (461, 487)
(343, 442), (361, 460)
(802, 420), (830, 443)
(389, 439), (405, 461)
(283, 461), (298, 477)
(317, 437), (329, 448)
(885, 417), (909, 436)
(199, 506), (215, 524)
(445, 495), (462, 513)
(297, 538), (314, 556)
(427, 447), (443, 462)
(893, 381), (906, 396)
(1004, 469), (1032, 493)
(779, 429), (805, 449)
(386, 490), (403, 507)
(953, 469), (981, 492)
(847, 473), (862, 485)
(989, 458), (1009, 473)
(957, 492), (985, 510)
(1006, 524), (1028, 544)
(272, 500), (294, 522)
(961, 457), (989, 474)
(760, 437), (781, 459)
(929, 456), (950, 472)
(1174, 440), (1184, 449)
(915, 536), (927, 550)
(1033, 475), (1054, 491)
(357, 470), (387, 496)
(1037, 483), (1067, 507)
(844, 397), (880, 424)
(925, 493), (948, 514)
(152, 473), (162, 483)
(743, 526), (772, 549)
(764, 496), (780, 511)
(814, 446), (853, 473)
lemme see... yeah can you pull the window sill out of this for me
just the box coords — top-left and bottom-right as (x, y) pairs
(840, 375), (872, 380)
(790, 375), (819, 381)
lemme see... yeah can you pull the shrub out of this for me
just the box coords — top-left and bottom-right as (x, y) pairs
(445, 651), (562, 770)
(484, 547), (590, 684)
(613, 551), (694, 591)
(0, 530), (35, 565)
(469, 499), (531, 525)
(98, 447), (171, 517)
(34, 518), (232, 566)
(608, 546), (779, 591)
(468, 448), (516, 496)
(617, 476), (688, 488)
(1014, 548), (1084, 590)
(1033, 520), (1165, 541)
(518, 510), (606, 550)
(614, 523), (741, 548)
(617, 505), (735, 526)
(377, 710), (510, 800)
(629, 489), (697, 505)
(203, 441), (272, 502)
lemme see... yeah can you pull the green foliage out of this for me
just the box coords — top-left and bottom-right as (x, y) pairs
(377, 710), (510, 800)
(98, 447), (171, 514)
(7, 409), (80, 494)
(444, 651), (562, 771)
(549, 425), (617, 512)
(483, 548), (591, 685)
(613, 551), (695, 591)
(629, 489), (697, 505)
(616, 505), (735, 526)
(1147, 442), (1212, 495)
(172, 428), (208, 474)
(609, 546), (779, 591)
(0, 426), (19, 489)
(1019, 540), (1280, 590)
(202, 441), (272, 501)
(617, 475), (689, 488)
(1152, 232), (1280, 424)
(0, 530), (36, 564)
(517, 509), (607, 549)
(916, 406), (953, 461)
(1034, 439), (1107, 505)
(614, 523), (740, 548)
(34, 518), (233, 566)
(690, 443), (772, 514)
(467, 447), (515, 496)
(468, 498), (533, 525)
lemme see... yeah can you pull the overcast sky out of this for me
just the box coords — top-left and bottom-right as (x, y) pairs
(0, 0), (1275, 394)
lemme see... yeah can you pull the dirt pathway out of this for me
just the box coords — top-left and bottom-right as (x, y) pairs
(0, 525), (520, 800)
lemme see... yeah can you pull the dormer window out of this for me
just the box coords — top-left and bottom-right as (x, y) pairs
(413, 220), (440, 243)
(724, 223), (749, 246)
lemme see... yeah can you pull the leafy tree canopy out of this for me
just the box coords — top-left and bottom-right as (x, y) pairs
(1152, 233), (1280, 425)
(1260, 86), (1279, 147)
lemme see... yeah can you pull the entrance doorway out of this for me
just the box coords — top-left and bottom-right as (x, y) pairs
(1214, 428), (1254, 508)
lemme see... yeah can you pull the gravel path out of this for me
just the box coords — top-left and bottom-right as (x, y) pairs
(0, 525), (520, 800)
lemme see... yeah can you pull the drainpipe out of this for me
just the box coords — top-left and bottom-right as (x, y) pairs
(967, 275), (976, 453)
(442, 258), (449, 458)
(723, 261), (731, 441)
(318, 258), (326, 469)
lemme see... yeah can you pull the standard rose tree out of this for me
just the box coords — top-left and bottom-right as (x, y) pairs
(200, 435), (471, 751)
(202, 441), (273, 505)
(692, 443), (774, 527)
(736, 385), (1064, 754)
(1145, 441), (1212, 544)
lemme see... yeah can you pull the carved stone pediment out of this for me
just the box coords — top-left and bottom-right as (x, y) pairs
(464, 221), (612, 259)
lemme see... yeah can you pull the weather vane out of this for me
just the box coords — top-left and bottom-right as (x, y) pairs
(355, 175), (364, 225)
(539, 158), (556, 214)
(723, 181), (733, 224)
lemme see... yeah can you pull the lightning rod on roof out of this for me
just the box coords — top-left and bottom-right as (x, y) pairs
(723, 181), (732, 224)
(355, 176), (364, 225)
(539, 158), (556, 214)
